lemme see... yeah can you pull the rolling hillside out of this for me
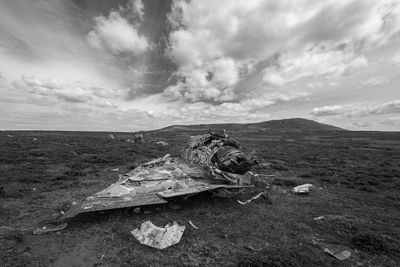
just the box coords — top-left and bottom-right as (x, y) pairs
(156, 118), (345, 133)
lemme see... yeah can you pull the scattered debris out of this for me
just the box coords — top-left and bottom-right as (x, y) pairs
(156, 141), (168, 146)
(292, 184), (313, 194)
(244, 245), (264, 252)
(259, 162), (271, 167)
(131, 221), (185, 249)
(188, 220), (199, 230)
(324, 248), (351, 261)
(58, 132), (256, 222)
(109, 134), (115, 140)
(33, 223), (68, 235)
(238, 192), (266, 205)
(314, 216), (325, 221)
(126, 138), (135, 143)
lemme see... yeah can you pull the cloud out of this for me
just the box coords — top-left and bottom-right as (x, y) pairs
(393, 52), (400, 66)
(311, 105), (352, 117)
(262, 49), (368, 86)
(311, 100), (400, 117)
(87, 8), (149, 55)
(352, 121), (371, 128)
(357, 76), (392, 90)
(129, 0), (145, 20)
(163, 57), (239, 102)
(13, 75), (122, 107)
(373, 100), (400, 114)
(164, 0), (399, 103)
(2, 0), (400, 131)
(159, 90), (310, 126)
(382, 117), (400, 126)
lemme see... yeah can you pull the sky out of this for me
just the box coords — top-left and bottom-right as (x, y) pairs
(0, 0), (400, 131)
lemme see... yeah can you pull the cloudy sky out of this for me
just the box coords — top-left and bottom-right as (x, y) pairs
(1, 0), (400, 131)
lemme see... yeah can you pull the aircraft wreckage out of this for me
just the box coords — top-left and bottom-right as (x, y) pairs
(58, 131), (258, 222)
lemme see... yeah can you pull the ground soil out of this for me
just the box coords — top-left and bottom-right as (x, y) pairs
(0, 130), (399, 266)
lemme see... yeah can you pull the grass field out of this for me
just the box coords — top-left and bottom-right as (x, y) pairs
(1, 130), (400, 266)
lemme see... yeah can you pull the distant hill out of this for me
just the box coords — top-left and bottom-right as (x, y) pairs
(156, 118), (345, 133)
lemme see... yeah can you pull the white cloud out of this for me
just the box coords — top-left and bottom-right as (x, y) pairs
(373, 100), (400, 114)
(382, 116), (400, 126)
(393, 52), (400, 66)
(129, 0), (145, 20)
(311, 100), (400, 117)
(262, 49), (368, 86)
(163, 57), (239, 102)
(357, 76), (391, 90)
(159, 90), (310, 125)
(165, 0), (398, 103)
(311, 105), (351, 116)
(2, 0), (400, 131)
(352, 121), (371, 128)
(13, 75), (122, 106)
(87, 11), (149, 55)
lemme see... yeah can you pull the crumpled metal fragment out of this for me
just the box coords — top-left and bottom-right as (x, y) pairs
(57, 132), (256, 222)
(131, 221), (185, 249)
(181, 132), (256, 184)
(292, 184), (314, 194)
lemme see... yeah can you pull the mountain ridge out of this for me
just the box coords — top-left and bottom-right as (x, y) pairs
(156, 118), (345, 132)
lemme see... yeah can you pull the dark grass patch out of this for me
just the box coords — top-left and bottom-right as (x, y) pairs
(272, 177), (298, 187)
(351, 232), (400, 255)
(236, 248), (338, 267)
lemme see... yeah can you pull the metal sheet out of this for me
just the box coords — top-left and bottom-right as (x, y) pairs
(59, 133), (256, 222)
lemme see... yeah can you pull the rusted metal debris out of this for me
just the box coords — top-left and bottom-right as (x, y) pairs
(58, 131), (257, 222)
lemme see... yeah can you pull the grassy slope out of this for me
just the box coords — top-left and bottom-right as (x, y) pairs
(0, 129), (399, 266)
(157, 118), (345, 132)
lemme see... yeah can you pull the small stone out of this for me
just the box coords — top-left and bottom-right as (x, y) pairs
(133, 207), (141, 214)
